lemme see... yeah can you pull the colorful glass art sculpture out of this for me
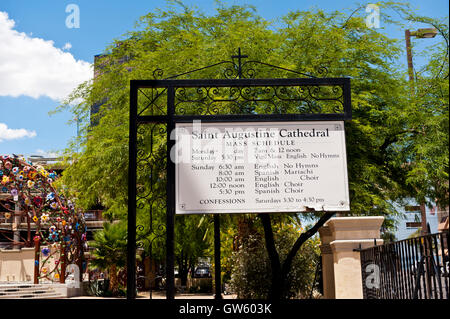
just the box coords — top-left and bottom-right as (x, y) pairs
(0, 155), (87, 283)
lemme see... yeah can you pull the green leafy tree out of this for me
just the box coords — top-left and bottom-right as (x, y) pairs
(390, 12), (449, 208)
(175, 215), (211, 286)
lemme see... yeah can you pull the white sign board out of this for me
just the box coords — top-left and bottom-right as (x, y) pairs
(175, 121), (350, 214)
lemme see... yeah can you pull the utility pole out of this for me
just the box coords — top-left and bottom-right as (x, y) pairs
(404, 30), (415, 83)
(404, 27), (438, 235)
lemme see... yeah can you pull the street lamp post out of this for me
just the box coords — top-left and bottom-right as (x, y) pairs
(405, 30), (415, 82)
(405, 28), (438, 83)
(404, 27), (438, 235)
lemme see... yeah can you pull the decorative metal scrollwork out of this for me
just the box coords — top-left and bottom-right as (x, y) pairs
(171, 84), (344, 116)
(135, 119), (167, 267)
(137, 88), (167, 116)
(136, 49), (338, 117)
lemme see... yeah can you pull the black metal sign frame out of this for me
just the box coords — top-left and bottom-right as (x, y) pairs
(127, 55), (351, 299)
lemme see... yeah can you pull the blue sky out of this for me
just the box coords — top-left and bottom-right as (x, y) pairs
(0, 0), (448, 157)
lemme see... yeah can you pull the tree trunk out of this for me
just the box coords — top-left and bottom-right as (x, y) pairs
(259, 214), (282, 299)
(110, 264), (119, 296)
(260, 212), (334, 299)
(180, 256), (189, 286)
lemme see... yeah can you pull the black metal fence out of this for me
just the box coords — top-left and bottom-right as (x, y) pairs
(360, 231), (449, 299)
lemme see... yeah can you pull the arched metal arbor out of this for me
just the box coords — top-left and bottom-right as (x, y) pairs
(0, 155), (87, 284)
(127, 50), (352, 299)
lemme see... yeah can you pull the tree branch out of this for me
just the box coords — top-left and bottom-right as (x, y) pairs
(259, 213), (282, 298)
(259, 213), (281, 273)
(281, 212), (334, 278)
(380, 128), (418, 152)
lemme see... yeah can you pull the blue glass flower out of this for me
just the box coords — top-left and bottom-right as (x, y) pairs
(41, 247), (50, 256)
(48, 232), (59, 241)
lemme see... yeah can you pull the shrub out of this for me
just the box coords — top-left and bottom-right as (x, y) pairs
(229, 227), (319, 299)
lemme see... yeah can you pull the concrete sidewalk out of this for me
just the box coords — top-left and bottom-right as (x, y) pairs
(69, 291), (237, 299)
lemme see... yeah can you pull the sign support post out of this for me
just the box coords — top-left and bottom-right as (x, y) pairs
(214, 214), (222, 299)
(166, 87), (176, 299)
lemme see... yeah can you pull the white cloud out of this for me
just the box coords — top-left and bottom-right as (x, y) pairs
(62, 42), (72, 51)
(0, 122), (36, 142)
(34, 149), (59, 157)
(0, 11), (92, 101)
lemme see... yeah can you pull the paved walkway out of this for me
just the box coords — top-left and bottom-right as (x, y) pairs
(70, 291), (237, 299)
